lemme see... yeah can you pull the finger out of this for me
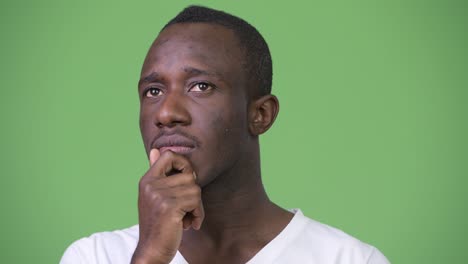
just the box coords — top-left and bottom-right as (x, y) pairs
(191, 200), (205, 230)
(149, 148), (160, 167)
(157, 151), (194, 176)
(152, 172), (197, 189)
(144, 151), (193, 180)
(182, 215), (192, 230)
(174, 186), (202, 229)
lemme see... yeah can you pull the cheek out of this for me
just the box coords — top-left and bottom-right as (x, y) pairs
(193, 115), (240, 185)
(197, 102), (248, 167)
(216, 110), (247, 145)
(139, 108), (155, 152)
(204, 100), (247, 146)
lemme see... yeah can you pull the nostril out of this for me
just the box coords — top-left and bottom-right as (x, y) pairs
(153, 95), (191, 128)
(155, 119), (186, 128)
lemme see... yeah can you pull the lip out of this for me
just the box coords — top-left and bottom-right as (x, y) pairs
(153, 134), (197, 155)
(159, 146), (194, 154)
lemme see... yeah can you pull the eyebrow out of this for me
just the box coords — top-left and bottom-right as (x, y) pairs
(138, 66), (223, 87)
(138, 72), (160, 87)
(183, 66), (220, 78)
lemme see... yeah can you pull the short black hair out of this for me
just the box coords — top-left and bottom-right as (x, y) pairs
(163, 5), (272, 96)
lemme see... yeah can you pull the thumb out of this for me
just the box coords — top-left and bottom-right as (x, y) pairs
(149, 148), (160, 167)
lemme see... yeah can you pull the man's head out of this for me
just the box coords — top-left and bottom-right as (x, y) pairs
(138, 6), (279, 187)
(162, 6), (273, 98)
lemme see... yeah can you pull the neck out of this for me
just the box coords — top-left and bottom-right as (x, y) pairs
(181, 143), (292, 249)
(200, 169), (271, 236)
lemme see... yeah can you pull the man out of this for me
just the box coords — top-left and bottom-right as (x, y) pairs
(61, 5), (390, 264)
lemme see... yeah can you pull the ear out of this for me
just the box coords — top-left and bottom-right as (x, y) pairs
(248, 94), (280, 135)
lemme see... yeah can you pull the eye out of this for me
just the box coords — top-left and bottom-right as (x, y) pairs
(189, 82), (214, 92)
(145, 87), (163, 97)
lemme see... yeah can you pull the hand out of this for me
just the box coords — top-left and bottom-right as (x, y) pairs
(131, 149), (204, 264)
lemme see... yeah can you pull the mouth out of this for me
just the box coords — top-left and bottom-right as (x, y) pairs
(159, 146), (194, 154)
(153, 134), (197, 155)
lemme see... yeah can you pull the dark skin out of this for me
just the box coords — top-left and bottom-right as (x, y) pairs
(132, 23), (293, 264)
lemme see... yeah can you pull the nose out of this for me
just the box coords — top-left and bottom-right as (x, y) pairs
(154, 91), (191, 128)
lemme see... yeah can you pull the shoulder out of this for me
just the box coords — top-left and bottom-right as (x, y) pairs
(60, 225), (139, 264)
(289, 209), (390, 264)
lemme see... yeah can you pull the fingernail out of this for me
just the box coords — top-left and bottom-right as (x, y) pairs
(193, 171), (197, 179)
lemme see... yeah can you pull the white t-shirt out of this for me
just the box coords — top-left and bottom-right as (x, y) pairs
(60, 209), (390, 264)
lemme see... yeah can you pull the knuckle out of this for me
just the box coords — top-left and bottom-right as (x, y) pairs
(143, 181), (156, 194)
(190, 185), (202, 196)
(181, 173), (195, 184)
(194, 185), (202, 195)
(149, 191), (161, 202)
(138, 178), (149, 191)
(158, 197), (174, 212)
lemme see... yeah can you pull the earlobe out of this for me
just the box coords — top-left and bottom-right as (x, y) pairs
(248, 95), (280, 135)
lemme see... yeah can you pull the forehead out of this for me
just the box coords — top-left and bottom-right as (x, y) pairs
(141, 23), (245, 83)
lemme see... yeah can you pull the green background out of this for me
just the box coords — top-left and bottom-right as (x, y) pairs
(1, 0), (467, 263)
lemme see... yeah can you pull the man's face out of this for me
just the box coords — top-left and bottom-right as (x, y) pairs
(138, 23), (250, 187)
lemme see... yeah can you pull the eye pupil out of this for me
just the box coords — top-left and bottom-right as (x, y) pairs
(145, 88), (161, 98)
(198, 83), (208, 90)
